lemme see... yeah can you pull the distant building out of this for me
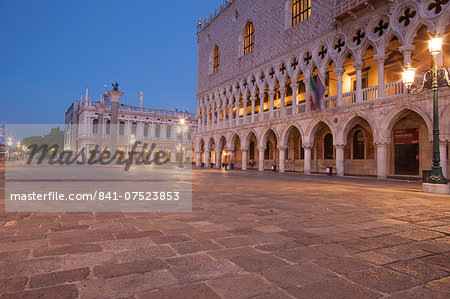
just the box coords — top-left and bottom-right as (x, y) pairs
(65, 88), (197, 163)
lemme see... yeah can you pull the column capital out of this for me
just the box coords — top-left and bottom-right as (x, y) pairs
(353, 60), (365, 70)
(334, 67), (345, 77)
(399, 44), (415, 54)
(374, 138), (391, 147)
(279, 86), (287, 93)
(257, 146), (265, 151)
(241, 147), (249, 152)
(374, 53), (389, 63)
(302, 142), (313, 149)
(290, 82), (299, 89)
(268, 90), (276, 97)
(334, 143), (346, 149)
(277, 145), (286, 151)
(250, 96), (257, 102)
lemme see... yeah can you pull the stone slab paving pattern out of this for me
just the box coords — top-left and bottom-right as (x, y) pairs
(0, 164), (449, 298)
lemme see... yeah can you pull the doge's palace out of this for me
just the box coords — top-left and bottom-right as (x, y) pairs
(194, 0), (450, 180)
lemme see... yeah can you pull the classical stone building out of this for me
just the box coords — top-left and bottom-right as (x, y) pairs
(194, 0), (449, 179)
(65, 88), (196, 163)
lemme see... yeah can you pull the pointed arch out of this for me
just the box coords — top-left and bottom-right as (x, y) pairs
(305, 118), (336, 144)
(379, 102), (432, 140)
(259, 127), (280, 148)
(338, 111), (377, 143)
(280, 122), (305, 147)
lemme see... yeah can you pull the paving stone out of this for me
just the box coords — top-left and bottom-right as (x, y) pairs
(29, 267), (90, 288)
(375, 244), (431, 260)
(207, 273), (278, 298)
(188, 230), (232, 240)
(137, 283), (220, 299)
(93, 258), (168, 278)
(215, 236), (260, 248)
(0, 249), (30, 263)
(32, 243), (102, 257)
(164, 254), (213, 267)
(354, 251), (398, 265)
(418, 254), (450, 271)
(386, 260), (449, 282)
(261, 262), (337, 288)
(0, 277), (28, 293)
(230, 253), (289, 272)
(388, 286), (450, 299)
(272, 246), (328, 263)
(169, 259), (240, 284)
(114, 230), (164, 240)
(314, 256), (374, 274)
(1, 284), (78, 299)
(424, 276), (450, 293)
(287, 277), (382, 299)
(345, 267), (421, 293)
(171, 239), (223, 254)
(150, 234), (193, 244)
(78, 270), (178, 298)
(207, 246), (260, 259)
(255, 240), (303, 252)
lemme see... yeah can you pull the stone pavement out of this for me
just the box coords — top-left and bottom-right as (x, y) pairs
(0, 165), (449, 298)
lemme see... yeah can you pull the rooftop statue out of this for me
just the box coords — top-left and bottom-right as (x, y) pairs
(112, 82), (119, 92)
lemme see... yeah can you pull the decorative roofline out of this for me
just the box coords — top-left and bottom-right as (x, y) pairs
(197, 0), (234, 34)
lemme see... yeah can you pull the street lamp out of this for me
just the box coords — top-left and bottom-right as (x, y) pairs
(129, 134), (136, 145)
(402, 36), (449, 186)
(177, 118), (187, 168)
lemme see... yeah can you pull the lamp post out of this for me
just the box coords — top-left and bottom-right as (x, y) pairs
(177, 118), (187, 169)
(402, 36), (449, 186)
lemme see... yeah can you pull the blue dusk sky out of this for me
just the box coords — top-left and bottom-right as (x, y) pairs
(0, 0), (219, 124)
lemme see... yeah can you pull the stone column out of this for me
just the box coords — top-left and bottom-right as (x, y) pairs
(215, 149), (221, 169)
(211, 106), (216, 131)
(250, 96), (256, 122)
(335, 144), (345, 176)
(290, 82), (299, 115)
(96, 105), (106, 152)
(335, 67), (345, 106)
(195, 151), (202, 167)
(206, 108), (211, 131)
(374, 54), (388, 98)
(107, 90), (124, 155)
(228, 104), (233, 128)
(243, 98), (248, 124)
(303, 143), (312, 174)
(205, 148), (211, 168)
(258, 147), (265, 171)
(375, 141), (389, 179)
(353, 60), (365, 103)
(242, 149), (248, 170)
(440, 140), (447, 179)
(268, 90), (275, 119)
(279, 146), (286, 173)
(399, 44), (415, 66)
(259, 93), (265, 116)
(279, 87), (286, 117)
(228, 150), (234, 168)
(304, 76), (311, 113)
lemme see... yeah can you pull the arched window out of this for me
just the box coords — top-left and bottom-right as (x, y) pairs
(292, 0), (311, 26)
(213, 46), (220, 73)
(323, 133), (333, 159)
(265, 141), (270, 159)
(155, 124), (160, 138)
(92, 119), (98, 134)
(353, 130), (365, 159)
(143, 123), (149, 137)
(106, 120), (110, 135)
(243, 22), (254, 55)
(119, 121), (125, 136)
(131, 122), (137, 135)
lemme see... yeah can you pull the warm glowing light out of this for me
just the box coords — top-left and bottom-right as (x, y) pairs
(428, 37), (442, 55)
(402, 64), (416, 89)
(130, 135), (136, 144)
(179, 118), (185, 125)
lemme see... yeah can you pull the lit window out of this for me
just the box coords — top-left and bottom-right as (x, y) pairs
(292, 0), (311, 26)
(213, 46), (220, 73)
(243, 22), (254, 55)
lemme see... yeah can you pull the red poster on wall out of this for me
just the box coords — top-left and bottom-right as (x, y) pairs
(394, 128), (419, 145)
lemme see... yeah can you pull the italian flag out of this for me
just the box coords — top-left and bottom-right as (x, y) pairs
(310, 75), (326, 111)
